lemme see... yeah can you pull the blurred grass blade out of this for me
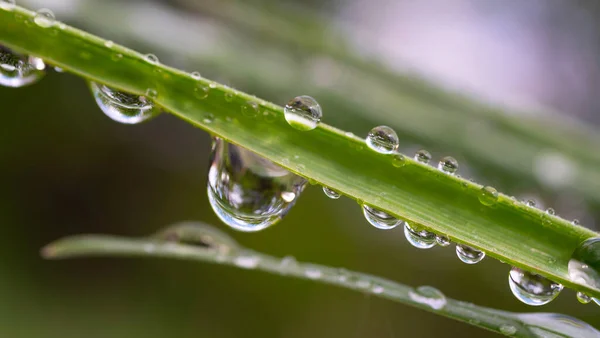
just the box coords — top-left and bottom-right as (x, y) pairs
(41, 222), (600, 338)
(1, 5), (600, 298)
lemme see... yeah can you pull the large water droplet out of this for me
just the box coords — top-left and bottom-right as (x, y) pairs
(409, 286), (447, 310)
(0, 0), (16, 10)
(456, 245), (485, 264)
(89, 82), (161, 124)
(414, 150), (431, 164)
(508, 267), (563, 306)
(479, 186), (499, 206)
(33, 8), (55, 28)
(366, 126), (399, 154)
(0, 46), (45, 87)
(362, 205), (401, 230)
(568, 237), (600, 290)
(404, 223), (436, 249)
(208, 138), (307, 232)
(322, 186), (340, 199)
(577, 292), (591, 304)
(438, 156), (458, 174)
(284, 96), (322, 131)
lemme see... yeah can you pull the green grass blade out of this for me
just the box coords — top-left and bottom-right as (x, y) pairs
(1, 5), (599, 298)
(41, 222), (600, 338)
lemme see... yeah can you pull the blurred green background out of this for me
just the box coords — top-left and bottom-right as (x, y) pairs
(2, 0), (600, 337)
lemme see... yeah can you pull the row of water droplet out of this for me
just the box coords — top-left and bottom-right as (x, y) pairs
(2, 10), (600, 309)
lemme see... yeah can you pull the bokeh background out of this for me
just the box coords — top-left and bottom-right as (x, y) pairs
(2, 0), (600, 337)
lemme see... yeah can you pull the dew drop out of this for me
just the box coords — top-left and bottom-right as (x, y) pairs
(568, 237), (600, 290)
(111, 53), (123, 62)
(145, 88), (158, 99)
(456, 245), (485, 264)
(0, 46), (45, 87)
(89, 82), (161, 124)
(190, 71), (201, 80)
(305, 266), (322, 279)
(144, 53), (159, 64)
(33, 8), (55, 28)
(545, 208), (555, 216)
(435, 234), (451, 247)
(366, 126), (399, 154)
(202, 112), (214, 124)
(194, 85), (209, 100)
(322, 186), (340, 199)
(526, 200), (537, 208)
(233, 252), (260, 269)
(577, 292), (591, 304)
(572, 219), (580, 226)
(371, 284), (385, 294)
(414, 150), (432, 164)
(283, 95), (322, 131)
(208, 138), (307, 232)
(438, 156), (458, 174)
(224, 92), (234, 102)
(362, 205), (401, 230)
(479, 186), (499, 206)
(242, 101), (259, 117)
(499, 325), (517, 336)
(409, 286), (447, 310)
(508, 267), (563, 306)
(0, 0), (16, 10)
(404, 223), (436, 249)
(392, 153), (406, 167)
(53, 66), (63, 73)
(104, 40), (114, 48)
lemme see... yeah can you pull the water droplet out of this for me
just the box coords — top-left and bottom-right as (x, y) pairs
(371, 284), (385, 294)
(409, 286), (447, 310)
(194, 85), (209, 100)
(224, 92), (234, 102)
(305, 266), (322, 279)
(356, 279), (371, 289)
(208, 138), (307, 232)
(145, 88), (158, 99)
(203, 112), (214, 124)
(362, 205), (401, 230)
(392, 153), (406, 167)
(190, 71), (201, 80)
(404, 223), (436, 249)
(479, 186), (499, 206)
(104, 40), (114, 48)
(33, 8), (55, 28)
(284, 95), (322, 131)
(242, 101), (259, 117)
(568, 237), (600, 290)
(111, 53), (123, 62)
(89, 82), (160, 124)
(0, 46), (45, 87)
(508, 267), (563, 306)
(414, 150), (432, 164)
(144, 53), (159, 64)
(366, 126), (399, 154)
(545, 208), (555, 216)
(322, 186), (340, 199)
(526, 200), (537, 208)
(456, 245), (485, 264)
(577, 292), (591, 304)
(438, 156), (458, 174)
(435, 235), (451, 247)
(499, 325), (517, 336)
(572, 219), (580, 226)
(0, 0), (16, 10)
(233, 252), (260, 269)
(53, 66), (63, 73)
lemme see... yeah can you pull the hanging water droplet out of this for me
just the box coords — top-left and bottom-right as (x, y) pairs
(545, 208), (555, 216)
(194, 85), (209, 100)
(479, 186), (499, 206)
(0, 46), (45, 87)
(33, 8), (55, 28)
(414, 150), (432, 164)
(366, 126), (399, 154)
(404, 223), (436, 249)
(322, 186), (340, 199)
(283, 95), (322, 131)
(144, 53), (159, 64)
(456, 245), (485, 264)
(208, 138), (307, 232)
(508, 267), (563, 306)
(0, 0), (16, 10)
(392, 153), (406, 167)
(409, 286), (447, 310)
(242, 101), (259, 117)
(362, 205), (401, 230)
(438, 156), (458, 174)
(577, 292), (591, 304)
(190, 71), (201, 80)
(89, 82), (160, 124)
(568, 237), (600, 290)
(435, 234), (451, 247)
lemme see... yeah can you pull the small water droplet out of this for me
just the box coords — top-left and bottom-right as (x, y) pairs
(111, 53), (123, 62)
(371, 284), (385, 294)
(144, 53), (159, 64)
(104, 40), (114, 48)
(572, 219), (580, 226)
(242, 101), (259, 117)
(545, 208), (555, 216)
(435, 235), (451, 247)
(145, 88), (158, 99)
(414, 150), (432, 164)
(392, 153), (406, 167)
(479, 186), (499, 206)
(362, 205), (401, 230)
(208, 138), (307, 232)
(499, 325), (517, 336)
(203, 112), (215, 124)
(409, 286), (447, 310)
(526, 200), (537, 208)
(322, 186), (341, 199)
(366, 126), (399, 154)
(224, 92), (234, 102)
(89, 82), (160, 124)
(233, 252), (260, 269)
(404, 223), (436, 249)
(577, 292), (591, 304)
(456, 245), (485, 264)
(305, 266), (322, 279)
(568, 237), (600, 290)
(508, 267), (563, 306)
(33, 8), (55, 28)
(0, 46), (45, 87)
(279, 255), (297, 275)
(438, 156), (458, 174)
(190, 71), (201, 80)
(53, 66), (63, 73)
(0, 0), (16, 10)
(284, 95), (322, 131)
